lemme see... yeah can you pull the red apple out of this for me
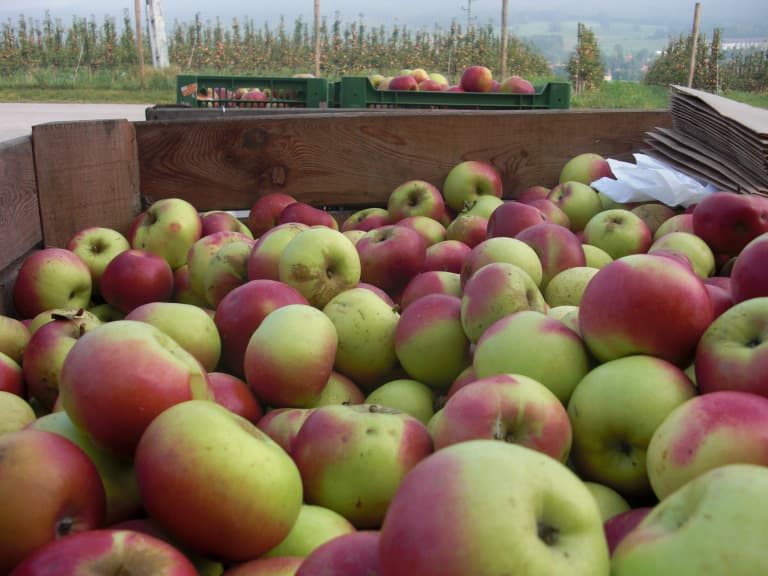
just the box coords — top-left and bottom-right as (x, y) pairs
(208, 371), (263, 424)
(730, 232), (768, 303)
(388, 75), (419, 91)
(423, 240), (472, 273)
(247, 193), (298, 238)
(692, 191), (768, 257)
(341, 207), (391, 232)
(604, 508), (653, 555)
(278, 202), (339, 230)
(247, 222), (309, 282)
(100, 249), (174, 313)
(515, 223), (587, 290)
(487, 200), (548, 238)
(295, 531), (381, 576)
(399, 270), (462, 310)
(460, 65), (494, 92)
(445, 214), (489, 248)
(498, 75), (535, 94)
(356, 225), (427, 293)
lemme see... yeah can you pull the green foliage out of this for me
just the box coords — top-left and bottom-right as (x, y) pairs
(567, 23), (604, 93)
(643, 30), (720, 90)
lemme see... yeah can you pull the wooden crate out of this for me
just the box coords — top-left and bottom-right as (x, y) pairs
(0, 109), (671, 316)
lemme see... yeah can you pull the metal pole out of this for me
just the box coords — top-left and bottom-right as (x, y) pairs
(687, 2), (701, 88)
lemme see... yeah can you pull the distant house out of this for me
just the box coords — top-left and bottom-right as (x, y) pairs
(721, 38), (768, 51)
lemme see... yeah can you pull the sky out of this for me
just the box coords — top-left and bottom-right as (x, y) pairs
(1, 0), (766, 37)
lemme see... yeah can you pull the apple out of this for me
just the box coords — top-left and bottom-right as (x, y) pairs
(312, 370), (365, 407)
(66, 226), (131, 291)
(646, 390), (768, 500)
(473, 310), (592, 404)
(603, 507), (653, 555)
(29, 410), (143, 526)
(648, 231), (715, 279)
(100, 248), (174, 313)
(206, 371), (263, 424)
(378, 440), (610, 575)
(582, 209), (653, 259)
(703, 277), (735, 318)
(692, 191), (768, 257)
(544, 266), (600, 307)
(498, 75), (535, 94)
(486, 200), (549, 239)
(278, 202), (339, 230)
(388, 179), (446, 223)
(460, 236), (543, 289)
(263, 504), (355, 558)
(558, 153), (614, 185)
(583, 482), (630, 522)
(630, 203), (677, 236)
(396, 215), (447, 246)
(442, 160), (503, 214)
(516, 185), (551, 203)
(515, 223), (587, 290)
(200, 239), (254, 307)
(247, 192), (297, 238)
(343, 229), (366, 246)
(388, 75), (419, 91)
(460, 195), (505, 220)
(582, 244), (614, 269)
(244, 304), (337, 408)
(730, 232), (768, 302)
(430, 374), (572, 462)
(444, 213), (489, 248)
(0, 353), (24, 397)
(459, 65), (494, 92)
(8, 529), (200, 576)
(341, 207), (391, 232)
(129, 197), (202, 270)
(410, 68), (429, 83)
(59, 319), (212, 459)
(365, 378), (436, 426)
(423, 240), (472, 273)
(278, 227), (361, 309)
(295, 531), (381, 576)
(0, 429), (105, 574)
(126, 301), (221, 372)
(567, 355), (696, 498)
(547, 181), (603, 232)
(291, 403), (433, 528)
(428, 72), (449, 86)
(395, 294), (472, 392)
(322, 286), (400, 392)
(257, 407), (315, 454)
(171, 264), (209, 307)
(612, 464), (768, 575)
(135, 400), (304, 562)
(0, 315), (30, 364)
(525, 198), (571, 228)
(653, 212), (694, 240)
(12, 248), (92, 320)
(460, 262), (546, 343)
(187, 231), (258, 301)
(214, 279), (308, 378)
(199, 210), (253, 239)
(579, 253), (714, 366)
(247, 222), (309, 282)
(0, 391), (35, 436)
(417, 78), (445, 91)
(222, 556), (303, 576)
(356, 225), (427, 294)
(399, 270), (462, 310)
(22, 310), (101, 411)
(695, 297), (768, 396)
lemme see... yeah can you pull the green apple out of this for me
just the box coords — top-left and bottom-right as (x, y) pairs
(66, 226), (131, 292)
(612, 464), (768, 575)
(0, 314), (31, 364)
(379, 440), (610, 575)
(460, 194), (504, 220)
(442, 160), (503, 214)
(247, 222), (309, 281)
(473, 310), (591, 404)
(630, 202), (678, 236)
(312, 371), (365, 407)
(460, 237), (543, 288)
(322, 287), (399, 391)
(568, 355), (696, 498)
(263, 504), (355, 558)
(0, 351), (24, 398)
(125, 301), (222, 372)
(365, 378), (436, 425)
(0, 391), (35, 436)
(582, 244), (613, 269)
(583, 481), (631, 522)
(547, 305), (581, 335)
(582, 209), (652, 260)
(649, 231), (715, 279)
(547, 181), (603, 232)
(135, 400), (304, 562)
(559, 152), (614, 185)
(129, 197), (202, 270)
(202, 239), (254, 307)
(187, 230), (253, 299)
(544, 266), (600, 307)
(279, 227), (362, 309)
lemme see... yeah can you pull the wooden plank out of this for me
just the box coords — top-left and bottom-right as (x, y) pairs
(135, 109), (672, 212)
(32, 119), (142, 249)
(0, 136), (42, 273)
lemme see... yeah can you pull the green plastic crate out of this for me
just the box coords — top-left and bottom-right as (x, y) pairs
(176, 75), (331, 108)
(337, 76), (571, 110)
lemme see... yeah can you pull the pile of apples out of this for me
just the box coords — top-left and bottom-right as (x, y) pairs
(3, 148), (768, 575)
(371, 64), (536, 94)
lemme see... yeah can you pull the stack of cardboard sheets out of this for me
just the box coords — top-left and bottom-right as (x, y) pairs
(644, 85), (768, 196)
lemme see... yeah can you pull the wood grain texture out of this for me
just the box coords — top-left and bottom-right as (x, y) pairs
(32, 119), (142, 249)
(135, 109), (672, 212)
(0, 136), (42, 274)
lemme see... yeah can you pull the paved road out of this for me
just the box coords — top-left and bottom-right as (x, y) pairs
(0, 103), (153, 142)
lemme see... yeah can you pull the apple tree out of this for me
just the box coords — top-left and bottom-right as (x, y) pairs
(568, 22), (605, 94)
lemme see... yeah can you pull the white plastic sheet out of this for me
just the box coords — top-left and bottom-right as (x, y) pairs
(591, 154), (717, 208)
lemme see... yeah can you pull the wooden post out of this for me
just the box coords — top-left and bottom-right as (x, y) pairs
(314, 0), (321, 78)
(135, 0), (145, 87)
(687, 2), (701, 88)
(500, 0), (509, 79)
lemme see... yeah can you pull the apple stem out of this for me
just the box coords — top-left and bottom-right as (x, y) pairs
(537, 521), (559, 546)
(56, 517), (75, 537)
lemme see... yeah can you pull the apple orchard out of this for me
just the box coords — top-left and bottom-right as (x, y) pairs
(3, 71), (768, 575)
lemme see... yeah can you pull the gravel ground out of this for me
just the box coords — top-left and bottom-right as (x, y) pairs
(0, 103), (152, 142)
